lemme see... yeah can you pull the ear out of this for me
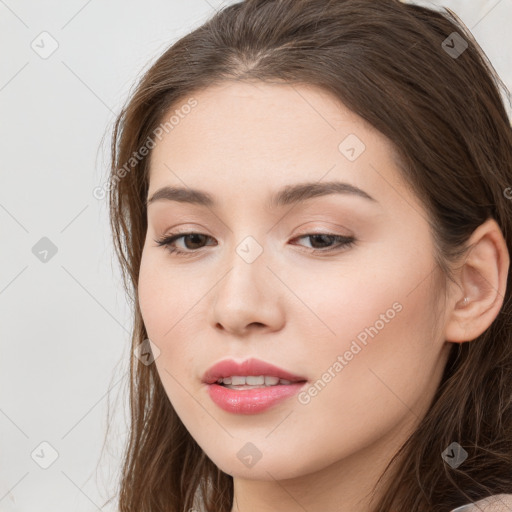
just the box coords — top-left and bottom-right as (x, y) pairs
(444, 217), (509, 343)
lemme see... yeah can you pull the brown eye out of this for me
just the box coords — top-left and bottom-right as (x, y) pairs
(291, 233), (356, 254)
(154, 232), (216, 256)
(178, 233), (210, 250)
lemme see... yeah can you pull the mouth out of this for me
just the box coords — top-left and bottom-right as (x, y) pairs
(202, 357), (307, 385)
(202, 358), (308, 414)
(214, 375), (306, 389)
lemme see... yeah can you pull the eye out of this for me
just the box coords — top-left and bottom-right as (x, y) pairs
(154, 232), (356, 257)
(291, 233), (356, 253)
(154, 232), (215, 257)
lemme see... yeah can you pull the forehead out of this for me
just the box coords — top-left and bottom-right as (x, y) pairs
(150, 80), (390, 165)
(146, 80), (414, 215)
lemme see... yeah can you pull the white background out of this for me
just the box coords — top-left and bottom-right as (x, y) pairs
(1, 1), (511, 511)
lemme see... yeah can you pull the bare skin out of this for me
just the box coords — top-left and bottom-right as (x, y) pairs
(137, 81), (509, 512)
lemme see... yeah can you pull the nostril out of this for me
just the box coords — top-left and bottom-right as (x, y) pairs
(248, 322), (265, 328)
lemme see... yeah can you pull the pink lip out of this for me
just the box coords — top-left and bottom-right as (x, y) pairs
(202, 357), (307, 384)
(206, 382), (307, 414)
(202, 358), (308, 415)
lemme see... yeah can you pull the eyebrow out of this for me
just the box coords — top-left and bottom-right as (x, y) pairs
(146, 180), (378, 209)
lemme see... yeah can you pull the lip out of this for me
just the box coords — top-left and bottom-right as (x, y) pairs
(202, 357), (307, 384)
(206, 382), (307, 414)
(202, 358), (308, 415)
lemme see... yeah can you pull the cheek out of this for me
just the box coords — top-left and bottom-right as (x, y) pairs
(137, 248), (209, 381)
(287, 250), (441, 412)
(277, 255), (405, 350)
(137, 247), (195, 340)
(138, 253), (201, 412)
(301, 263), (441, 420)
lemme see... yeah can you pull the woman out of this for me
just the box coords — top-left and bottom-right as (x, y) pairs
(105, 0), (512, 510)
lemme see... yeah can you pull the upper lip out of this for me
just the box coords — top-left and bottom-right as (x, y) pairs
(202, 357), (307, 384)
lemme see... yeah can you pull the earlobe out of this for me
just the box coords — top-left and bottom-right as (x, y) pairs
(444, 218), (509, 344)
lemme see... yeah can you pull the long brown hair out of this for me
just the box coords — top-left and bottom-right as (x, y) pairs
(104, 1), (512, 510)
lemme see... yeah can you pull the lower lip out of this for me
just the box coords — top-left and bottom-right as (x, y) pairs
(206, 382), (307, 414)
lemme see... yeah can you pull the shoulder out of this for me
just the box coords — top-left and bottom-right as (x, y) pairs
(462, 494), (512, 511)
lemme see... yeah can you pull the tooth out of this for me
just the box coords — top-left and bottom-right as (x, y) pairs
(219, 375), (296, 387)
(246, 375), (265, 385)
(225, 384), (261, 390)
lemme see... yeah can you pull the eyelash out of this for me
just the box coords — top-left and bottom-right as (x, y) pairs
(153, 231), (356, 257)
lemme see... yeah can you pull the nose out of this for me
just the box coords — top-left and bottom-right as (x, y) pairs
(210, 245), (286, 337)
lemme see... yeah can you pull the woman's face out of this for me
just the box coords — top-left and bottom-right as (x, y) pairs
(138, 81), (453, 482)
